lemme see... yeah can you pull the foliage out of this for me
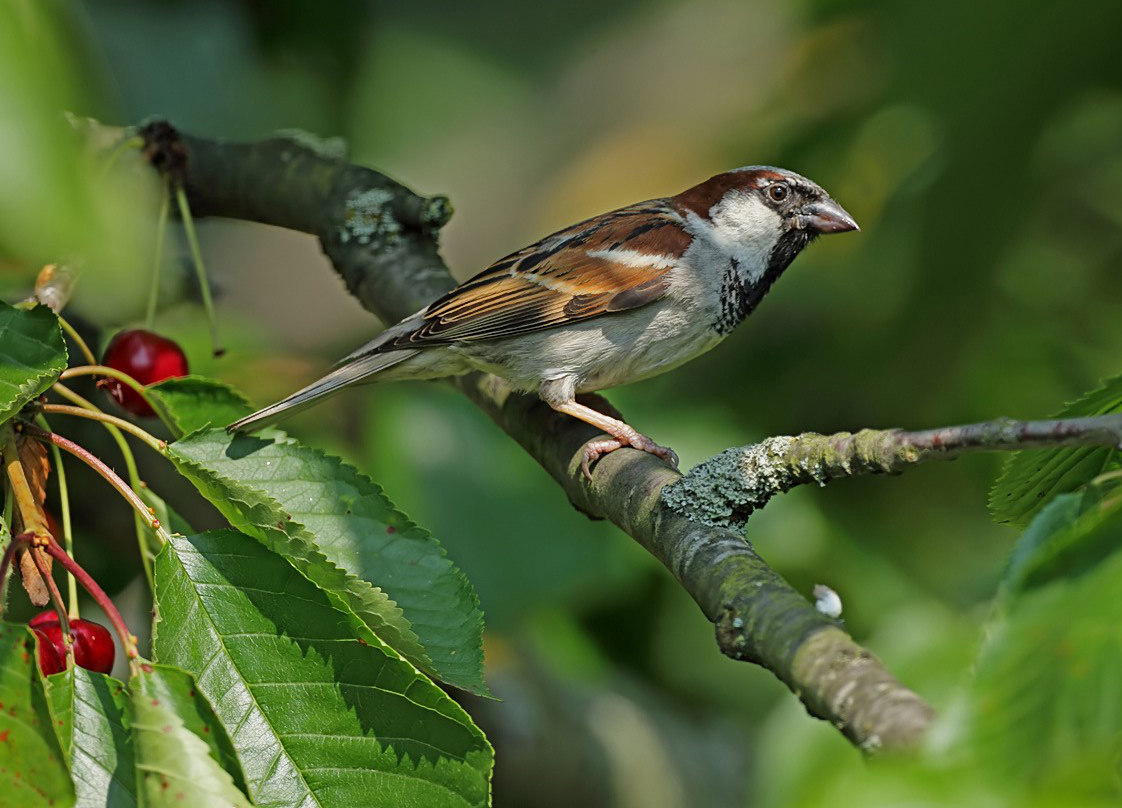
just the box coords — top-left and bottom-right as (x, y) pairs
(0, 299), (492, 805)
(989, 375), (1122, 527)
(0, 303), (67, 427)
(4, 1), (1122, 805)
(756, 434), (1122, 806)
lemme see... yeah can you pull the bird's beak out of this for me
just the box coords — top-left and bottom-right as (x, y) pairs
(800, 198), (859, 234)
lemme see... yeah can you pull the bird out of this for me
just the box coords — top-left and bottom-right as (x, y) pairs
(228, 166), (858, 477)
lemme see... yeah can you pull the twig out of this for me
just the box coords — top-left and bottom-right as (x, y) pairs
(664, 417), (1122, 529)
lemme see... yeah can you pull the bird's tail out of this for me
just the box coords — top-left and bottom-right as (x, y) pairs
(227, 348), (418, 433)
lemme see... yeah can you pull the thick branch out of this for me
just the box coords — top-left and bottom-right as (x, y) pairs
(148, 123), (932, 751)
(664, 416), (1122, 529)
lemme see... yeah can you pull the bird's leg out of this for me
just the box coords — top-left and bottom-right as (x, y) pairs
(547, 398), (679, 479)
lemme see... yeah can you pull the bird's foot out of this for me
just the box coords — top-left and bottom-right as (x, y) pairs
(580, 431), (679, 480)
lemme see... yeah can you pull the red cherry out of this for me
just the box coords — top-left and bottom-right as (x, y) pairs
(29, 611), (116, 674)
(33, 628), (65, 675)
(101, 329), (188, 416)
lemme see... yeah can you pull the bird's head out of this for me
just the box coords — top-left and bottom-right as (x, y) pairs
(672, 166), (858, 274)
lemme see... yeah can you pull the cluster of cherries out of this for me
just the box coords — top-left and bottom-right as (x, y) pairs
(29, 329), (189, 676)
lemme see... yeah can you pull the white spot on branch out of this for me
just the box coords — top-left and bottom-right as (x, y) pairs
(814, 584), (843, 618)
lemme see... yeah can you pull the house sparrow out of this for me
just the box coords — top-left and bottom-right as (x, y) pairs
(229, 166), (858, 476)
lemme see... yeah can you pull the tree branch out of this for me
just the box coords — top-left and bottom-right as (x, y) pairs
(664, 416), (1122, 529)
(141, 122), (939, 751)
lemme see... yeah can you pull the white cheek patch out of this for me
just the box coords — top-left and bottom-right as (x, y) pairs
(695, 193), (782, 282)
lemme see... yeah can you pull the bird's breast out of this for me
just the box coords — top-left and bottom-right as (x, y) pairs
(458, 299), (725, 394)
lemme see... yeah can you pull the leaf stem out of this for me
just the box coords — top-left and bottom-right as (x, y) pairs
(40, 535), (140, 677)
(35, 414), (79, 618)
(176, 185), (224, 356)
(1, 486), (11, 538)
(0, 529), (18, 613)
(39, 404), (167, 453)
(48, 386), (158, 591)
(29, 546), (75, 669)
(59, 365), (161, 422)
(56, 315), (97, 366)
(146, 181), (170, 330)
(22, 425), (172, 548)
(99, 134), (144, 178)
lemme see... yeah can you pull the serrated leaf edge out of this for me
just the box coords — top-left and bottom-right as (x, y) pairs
(166, 438), (433, 673)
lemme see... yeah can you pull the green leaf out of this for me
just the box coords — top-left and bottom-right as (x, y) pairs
(135, 665), (248, 795)
(148, 376), (253, 437)
(970, 502), (1122, 788)
(168, 429), (487, 694)
(130, 663), (254, 807)
(989, 374), (1122, 526)
(1001, 486), (1122, 594)
(153, 530), (493, 808)
(166, 439), (431, 682)
(44, 667), (137, 807)
(0, 302), (67, 427)
(0, 623), (74, 805)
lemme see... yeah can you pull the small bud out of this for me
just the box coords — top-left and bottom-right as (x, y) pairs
(34, 263), (78, 313)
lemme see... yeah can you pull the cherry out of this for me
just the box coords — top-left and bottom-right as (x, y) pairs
(101, 329), (189, 416)
(29, 611), (116, 675)
(32, 628), (65, 675)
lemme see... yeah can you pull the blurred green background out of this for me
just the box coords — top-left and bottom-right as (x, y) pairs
(3, 0), (1122, 804)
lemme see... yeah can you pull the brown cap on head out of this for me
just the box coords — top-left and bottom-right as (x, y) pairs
(671, 167), (807, 217)
(671, 166), (857, 234)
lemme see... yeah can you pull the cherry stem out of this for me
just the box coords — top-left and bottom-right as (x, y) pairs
(49, 385), (159, 590)
(99, 134), (144, 179)
(29, 546), (75, 669)
(39, 404), (166, 454)
(58, 365), (163, 425)
(40, 536), (140, 676)
(176, 185), (224, 357)
(0, 531), (19, 614)
(146, 180), (170, 331)
(35, 414), (79, 618)
(22, 425), (173, 549)
(56, 315), (97, 366)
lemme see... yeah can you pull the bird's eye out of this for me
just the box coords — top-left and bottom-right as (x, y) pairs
(767, 184), (789, 203)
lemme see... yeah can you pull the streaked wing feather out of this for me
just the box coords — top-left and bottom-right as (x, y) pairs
(390, 202), (688, 347)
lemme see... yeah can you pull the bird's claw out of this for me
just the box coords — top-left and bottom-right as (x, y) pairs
(580, 434), (679, 481)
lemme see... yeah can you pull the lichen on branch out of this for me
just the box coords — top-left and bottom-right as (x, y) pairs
(665, 415), (1122, 530)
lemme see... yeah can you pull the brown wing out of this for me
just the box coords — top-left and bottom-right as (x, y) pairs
(389, 201), (691, 348)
